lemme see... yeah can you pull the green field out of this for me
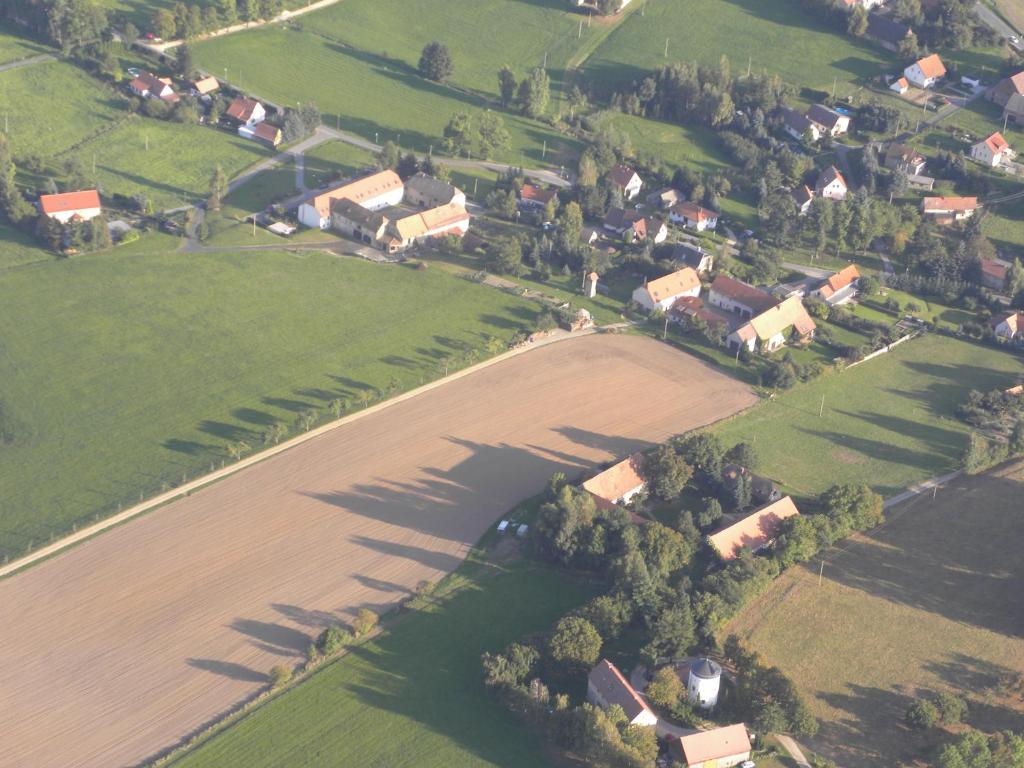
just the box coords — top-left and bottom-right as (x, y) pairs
(0, 239), (541, 559)
(302, 140), (377, 189)
(713, 334), (1023, 497)
(728, 460), (1024, 767)
(581, 0), (893, 97)
(0, 222), (52, 269)
(0, 27), (48, 64)
(171, 556), (595, 768)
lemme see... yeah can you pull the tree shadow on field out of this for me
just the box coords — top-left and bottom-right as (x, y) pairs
(230, 618), (311, 657)
(231, 407), (278, 427)
(162, 438), (211, 455)
(198, 420), (255, 442)
(271, 603), (339, 629)
(831, 409), (965, 459)
(262, 396), (315, 413)
(814, 682), (924, 768)
(187, 658), (268, 683)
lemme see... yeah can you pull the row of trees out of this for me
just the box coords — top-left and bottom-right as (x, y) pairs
(150, 0), (282, 41)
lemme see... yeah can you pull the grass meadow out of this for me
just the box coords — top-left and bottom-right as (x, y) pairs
(727, 459), (1024, 767)
(0, 240), (541, 560)
(0, 223), (52, 269)
(713, 334), (1023, 497)
(302, 140), (377, 189)
(171, 555), (595, 768)
(996, 0), (1024, 31)
(0, 27), (48, 64)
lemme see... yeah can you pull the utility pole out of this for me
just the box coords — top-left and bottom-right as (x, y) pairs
(747, 56), (751, 78)
(664, 37), (669, 58)
(832, 77), (837, 99)
(663, 313), (669, 340)
(543, 50), (548, 68)
(818, 560), (825, 586)
(542, 139), (547, 160)
(578, 19), (582, 38)
(819, 393), (825, 417)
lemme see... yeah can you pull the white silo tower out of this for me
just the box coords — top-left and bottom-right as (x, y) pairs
(687, 657), (722, 709)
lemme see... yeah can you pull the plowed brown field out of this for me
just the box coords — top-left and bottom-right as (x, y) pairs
(0, 334), (754, 768)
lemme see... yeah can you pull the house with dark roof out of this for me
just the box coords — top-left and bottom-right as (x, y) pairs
(867, 12), (914, 50)
(781, 107), (819, 142)
(884, 143), (927, 175)
(979, 258), (1008, 291)
(603, 207), (666, 244)
(708, 275), (778, 319)
(608, 163), (644, 200)
(587, 659), (658, 727)
(988, 71), (1024, 107)
(129, 72), (179, 102)
(793, 184), (815, 215)
(806, 104), (850, 136)
(225, 96), (266, 127)
(815, 166), (848, 201)
(669, 296), (730, 329)
(1005, 93), (1024, 127)
(669, 242), (714, 274)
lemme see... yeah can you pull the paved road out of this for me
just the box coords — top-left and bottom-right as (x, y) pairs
(974, 1), (1021, 41)
(226, 128), (334, 194)
(883, 470), (962, 508)
(782, 261), (831, 279)
(775, 734), (812, 768)
(0, 53), (55, 73)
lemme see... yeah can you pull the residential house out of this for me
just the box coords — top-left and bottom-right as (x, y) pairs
(587, 659), (658, 728)
(904, 53), (946, 89)
(39, 190), (102, 223)
(708, 275), (777, 319)
(405, 174), (465, 208)
(727, 296), (817, 353)
(330, 198), (389, 244)
(812, 264), (861, 305)
(631, 267), (702, 312)
(1005, 93), (1024, 126)
(781, 107), (820, 142)
(608, 163), (643, 200)
(584, 271), (599, 297)
(840, 0), (886, 8)
(890, 76), (910, 94)
(987, 71), (1024, 107)
(908, 173), (936, 191)
(129, 72), (179, 102)
(722, 464), (781, 505)
(669, 241), (714, 274)
(646, 187), (682, 209)
(582, 455), (647, 510)
(298, 170), (404, 229)
(867, 12), (914, 51)
(674, 724), (752, 768)
(239, 121), (282, 148)
(190, 75), (219, 96)
(669, 201), (719, 231)
(793, 184), (815, 215)
(806, 104), (851, 136)
(580, 226), (601, 245)
(669, 296), (729, 329)
(921, 196), (978, 224)
(603, 207), (666, 244)
(225, 96), (266, 127)
(991, 310), (1024, 341)
(884, 143), (927, 175)
(970, 132), (1011, 167)
(708, 496), (802, 560)
(979, 258), (1008, 291)
(815, 165), (848, 201)
(380, 203), (471, 253)
(517, 183), (558, 211)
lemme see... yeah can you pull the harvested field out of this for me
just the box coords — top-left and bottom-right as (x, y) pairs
(0, 333), (754, 768)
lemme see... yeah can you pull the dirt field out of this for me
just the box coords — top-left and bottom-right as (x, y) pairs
(727, 459), (1024, 767)
(0, 334), (754, 768)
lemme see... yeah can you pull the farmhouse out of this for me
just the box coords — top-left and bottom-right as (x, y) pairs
(674, 724), (752, 768)
(129, 72), (179, 102)
(979, 258), (1008, 291)
(970, 132), (1011, 167)
(806, 104), (850, 136)
(884, 143), (927, 175)
(225, 96), (266, 126)
(632, 267), (701, 312)
(669, 201), (719, 231)
(298, 170), (404, 229)
(190, 75), (219, 96)
(669, 242), (714, 273)
(793, 184), (815, 215)
(405, 174), (465, 208)
(582, 454), (647, 510)
(603, 208), (666, 243)
(991, 310), (1024, 341)
(669, 296), (729, 328)
(517, 183), (558, 211)
(331, 198), (388, 244)
(587, 659), (657, 727)
(988, 71), (1024, 107)
(904, 53), (946, 88)
(708, 275), (777, 319)
(921, 196), (978, 224)
(1005, 93), (1024, 126)
(608, 163), (644, 200)
(39, 190), (102, 223)
(708, 496), (801, 560)
(380, 203), (471, 253)
(781, 107), (820, 142)
(867, 12), (914, 51)
(727, 296), (816, 353)
(813, 264), (861, 305)
(890, 76), (910, 94)
(815, 165), (848, 201)
(239, 121), (282, 147)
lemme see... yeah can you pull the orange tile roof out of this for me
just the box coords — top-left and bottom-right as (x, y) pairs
(820, 264), (860, 298)
(746, 296), (816, 341)
(915, 53), (946, 79)
(679, 724), (751, 764)
(922, 196), (978, 213)
(983, 131), (1010, 154)
(226, 96), (262, 122)
(39, 190), (101, 215)
(582, 455), (646, 509)
(710, 275), (778, 313)
(708, 496), (801, 560)
(992, 311), (1024, 334)
(191, 75), (219, 94)
(671, 201), (719, 222)
(639, 268), (700, 304)
(519, 184), (557, 204)
(390, 203), (470, 241)
(588, 659), (654, 723)
(306, 170), (403, 218)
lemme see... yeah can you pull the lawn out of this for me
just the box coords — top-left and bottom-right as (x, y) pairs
(194, 26), (582, 167)
(169, 555), (596, 768)
(0, 240), (541, 559)
(0, 27), (49, 64)
(0, 222), (53, 269)
(580, 0), (894, 97)
(726, 459), (1024, 767)
(302, 140), (377, 189)
(712, 334), (1023, 497)
(995, 0), (1024, 32)
(984, 194), (1024, 258)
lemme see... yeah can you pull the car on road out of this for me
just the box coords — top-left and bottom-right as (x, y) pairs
(126, 67), (140, 77)
(741, 762), (756, 768)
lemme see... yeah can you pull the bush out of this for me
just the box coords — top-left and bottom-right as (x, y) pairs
(548, 616), (602, 667)
(315, 624), (353, 655)
(269, 664), (292, 688)
(352, 608), (378, 638)
(933, 691), (968, 724)
(646, 666), (683, 709)
(905, 699), (939, 730)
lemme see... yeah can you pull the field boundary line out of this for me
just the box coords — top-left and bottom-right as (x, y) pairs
(0, 328), (597, 579)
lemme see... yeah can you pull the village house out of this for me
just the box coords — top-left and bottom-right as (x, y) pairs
(708, 275), (778, 319)
(815, 165), (848, 201)
(587, 659), (658, 728)
(38, 190), (102, 223)
(669, 201), (719, 232)
(405, 174), (466, 208)
(840, 0), (886, 8)
(988, 71), (1024, 107)
(793, 184), (815, 215)
(890, 76), (910, 94)
(884, 143), (927, 175)
(516, 183), (558, 211)
(708, 496), (802, 560)
(608, 163), (644, 200)
(904, 53), (946, 89)
(669, 241), (714, 274)
(190, 75), (220, 96)
(727, 296), (816, 353)
(239, 121), (281, 148)
(781, 107), (820, 142)
(129, 72), (179, 102)
(330, 198), (389, 245)
(979, 258), (1008, 291)
(721, 464), (781, 505)
(379, 203), (471, 253)
(298, 170), (404, 229)
(603, 207), (666, 244)
(867, 12), (914, 51)
(1005, 93), (1024, 127)
(225, 96), (266, 127)
(673, 724), (752, 768)
(806, 104), (851, 136)
(631, 267), (702, 312)
(970, 131), (1012, 167)
(921, 196), (978, 224)
(646, 187), (682, 209)
(582, 454), (647, 510)
(669, 296), (729, 329)
(812, 264), (861, 305)
(991, 310), (1024, 341)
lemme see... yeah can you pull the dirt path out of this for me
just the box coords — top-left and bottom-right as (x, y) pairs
(0, 334), (754, 768)
(0, 53), (54, 73)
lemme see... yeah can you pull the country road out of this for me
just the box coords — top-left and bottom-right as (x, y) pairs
(0, 53), (54, 73)
(974, 1), (1021, 41)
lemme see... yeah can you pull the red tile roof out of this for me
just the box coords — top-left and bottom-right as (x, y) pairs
(519, 184), (557, 204)
(582, 455), (646, 509)
(708, 496), (801, 560)
(679, 724), (752, 765)
(639, 268), (700, 304)
(914, 53), (946, 79)
(819, 264), (860, 298)
(710, 275), (778, 314)
(982, 131), (1010, 154)
(922, 196), (978, 213)
(588, 659), (654, 723)
(671, 201), (719, 222)
(226, 96), (262, 122)
(39, 190), (101, 216)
